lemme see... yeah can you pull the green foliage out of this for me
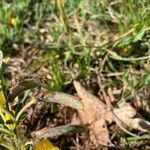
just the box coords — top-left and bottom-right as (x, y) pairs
(0, 0), (49, 53)
(141, 72), (150, 86)
(0, 0), (29, 51)
(0, 0), (149, 148)
(0, 80), (85, 149)
(0, 51), (85, 150)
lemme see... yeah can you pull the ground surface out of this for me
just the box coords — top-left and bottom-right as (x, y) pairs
(0, 0), (150, 149)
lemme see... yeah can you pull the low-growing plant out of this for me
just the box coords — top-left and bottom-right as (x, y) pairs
(0, 51), (86, 149)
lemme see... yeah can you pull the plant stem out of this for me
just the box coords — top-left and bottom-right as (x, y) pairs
(16, 98), (37, 122)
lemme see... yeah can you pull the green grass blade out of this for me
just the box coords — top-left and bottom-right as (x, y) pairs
(0, 51), (3, 69)
(0, 140), (15, 150)
(127, 134), (150, 141)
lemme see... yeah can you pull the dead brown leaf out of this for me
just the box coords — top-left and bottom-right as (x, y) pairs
(113, 102), (150, 132)
(73, 81), (112, 146)
(73, 81), (150, 146)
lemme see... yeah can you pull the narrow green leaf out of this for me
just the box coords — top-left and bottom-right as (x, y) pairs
(0, 127), (13, 136)
(0, 140), (16, 150)
(7, 80), (40, 102)
(43, 92), (83, 110)
(127, 134), (150, 141)
(31, 124), (86, 139)
(0, 106), (15, 121)
(0, 51), (3, 69)
(133, 27), (146, 42)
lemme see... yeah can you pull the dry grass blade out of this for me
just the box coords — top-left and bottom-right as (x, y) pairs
(43, 92), (83, 110)
(55, 0), (71, 37)
(31, 125), (86, 139)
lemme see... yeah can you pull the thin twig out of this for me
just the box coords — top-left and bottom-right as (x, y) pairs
(97, 76), (112, 110)
(97, 76), (139, 137)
